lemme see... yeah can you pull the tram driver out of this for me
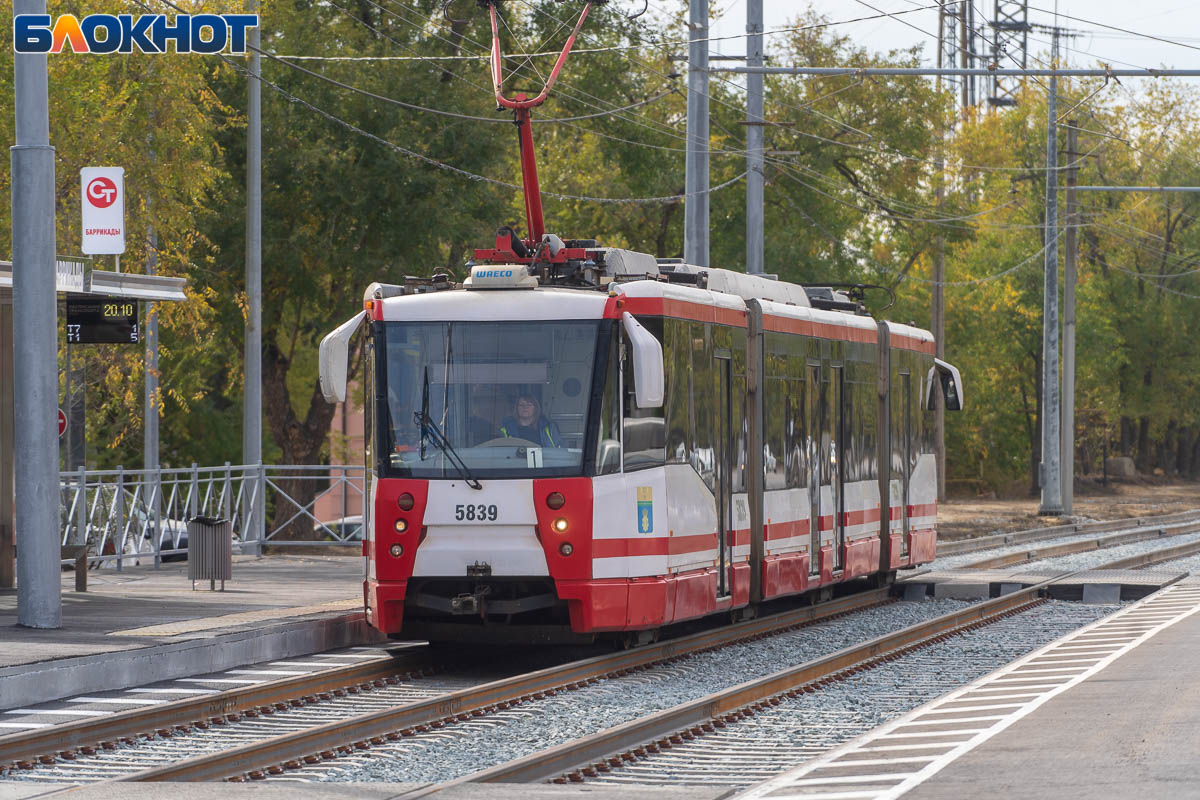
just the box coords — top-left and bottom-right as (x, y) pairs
(499, 393), (564, 447)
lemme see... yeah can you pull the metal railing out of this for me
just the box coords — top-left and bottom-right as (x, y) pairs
(58, 463), (365, 570)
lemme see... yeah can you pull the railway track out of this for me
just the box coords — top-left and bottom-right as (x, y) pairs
(934, 508), (1200, 560)
(0, 587), (893, 783)
(8, 508), (1199, 789)
(418, 543), (1192, 792)
(930, 510), (1200, 571)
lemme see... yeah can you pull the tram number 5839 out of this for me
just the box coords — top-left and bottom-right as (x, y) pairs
(455, 504), (498, 522)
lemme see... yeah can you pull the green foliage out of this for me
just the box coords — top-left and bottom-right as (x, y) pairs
(8, 2), (1200, 489)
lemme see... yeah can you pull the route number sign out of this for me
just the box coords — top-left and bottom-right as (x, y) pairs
(66, 299), (140, 344)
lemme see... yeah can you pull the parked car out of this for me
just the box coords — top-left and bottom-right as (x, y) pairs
(315, 515), (364, 543)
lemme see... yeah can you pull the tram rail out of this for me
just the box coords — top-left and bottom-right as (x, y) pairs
(3, 588), (892, 782)
(434, 543), (1196, 790)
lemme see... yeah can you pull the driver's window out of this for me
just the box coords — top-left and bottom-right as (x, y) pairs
(593, 327), (621, 475)
(622, 319), (666, 472)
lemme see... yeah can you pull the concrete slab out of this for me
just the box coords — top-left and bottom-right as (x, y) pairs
(0, 785), (62, 800)
(1081, 583), (1121, 604)
(902, 583), (928, 601)
(0, 555), (383, 709)
(901, 567), (1184, 602)
(932, 582), (989, 600)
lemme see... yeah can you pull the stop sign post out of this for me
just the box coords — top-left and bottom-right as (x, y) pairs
(80, 167), (125, 255)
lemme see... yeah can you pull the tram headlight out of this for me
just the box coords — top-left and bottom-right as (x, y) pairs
(559, 543), (573, 556)
(552, 517), (569, 533)
(389, 544), (404, 558)
(394, 518), (408, 533)
(397, 493), (415, 511)
(546, 491), (566, 510)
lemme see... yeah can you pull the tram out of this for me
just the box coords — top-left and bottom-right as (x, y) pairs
(316, 0), (963, 643)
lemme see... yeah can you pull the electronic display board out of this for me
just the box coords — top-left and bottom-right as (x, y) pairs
(66, 299), (140, 344)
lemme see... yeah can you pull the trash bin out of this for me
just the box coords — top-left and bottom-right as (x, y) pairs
(188, 516), (232, 591)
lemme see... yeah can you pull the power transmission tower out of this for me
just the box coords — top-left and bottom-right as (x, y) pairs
(938, 1), (982, 120)
(989, 0), (1030, 107)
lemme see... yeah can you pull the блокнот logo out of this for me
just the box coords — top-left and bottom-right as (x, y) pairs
(13, 14), (259, 54)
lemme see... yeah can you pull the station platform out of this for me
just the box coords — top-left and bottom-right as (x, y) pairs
(741, 576), (1200, 800)
(0, 555), (380, 710)
(899, 566), (1186, 602)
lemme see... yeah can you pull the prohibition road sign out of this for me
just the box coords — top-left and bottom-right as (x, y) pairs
(58, 408), (67, 438)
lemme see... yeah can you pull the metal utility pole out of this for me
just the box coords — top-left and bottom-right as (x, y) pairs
(1038, 34), (1062, 516)
(684, 0), (709, 267)
(65, 342), (84, 470)
(0, 296), (13, 589)
(742, 0), (763, 275)
(145, 227), (159, 475)
(745, 0), (763, 275)
(11, 0), (62, 627)
(1061, 122), (1078, 514)
(244, 0), (263, 542)
(932, 4), (952, 503)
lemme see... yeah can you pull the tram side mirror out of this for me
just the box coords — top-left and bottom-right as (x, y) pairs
(621, 312), (664, 408)
(319, 311), (367, 404)
(925, 358), (964, 412)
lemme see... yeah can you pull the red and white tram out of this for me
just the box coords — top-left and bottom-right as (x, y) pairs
(316, 0), (962, 643)
(319, 245), (963, 643)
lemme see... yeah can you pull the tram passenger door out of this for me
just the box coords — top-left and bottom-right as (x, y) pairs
(831, 366), (845, 571)
(806, 364), (823, 574)
(806, 364), (845, 574)
(715, 352), (733, 598)
(900, 372), (912, 557)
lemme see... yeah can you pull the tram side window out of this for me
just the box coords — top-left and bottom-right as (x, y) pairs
(763, 348), (788, 491)
(784, 338), (806, 491)
(623, 317), (666, 472)
(690, 322), (717, 490)
(730, 327), (748, 494)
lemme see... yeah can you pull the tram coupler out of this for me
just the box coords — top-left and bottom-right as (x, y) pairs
(450, 584), (492, 615)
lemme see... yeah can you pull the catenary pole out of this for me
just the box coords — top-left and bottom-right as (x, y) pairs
(145, 229), (159, 467)
(745, 0), (763, 275)
(1039, 35), (1062, 516)
(1062, 122), (1078, 514)
(11, 0), (62, 627)
(685, 0), (709, 266)
(0, 292), (13, 589)
(244, 0), (263, 546)
(933, 8), (949, 503)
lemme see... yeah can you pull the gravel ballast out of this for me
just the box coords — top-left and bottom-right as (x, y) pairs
(300, 599), (983, 783)
(590, 600), (1117, 788)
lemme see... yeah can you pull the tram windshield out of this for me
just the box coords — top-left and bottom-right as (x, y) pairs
(381, 320), (602, 479)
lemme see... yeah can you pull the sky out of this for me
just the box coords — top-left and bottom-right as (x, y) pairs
(700, 1), (1200, 73)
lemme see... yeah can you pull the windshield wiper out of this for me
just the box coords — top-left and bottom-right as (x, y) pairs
(413, 408), (483, 490)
